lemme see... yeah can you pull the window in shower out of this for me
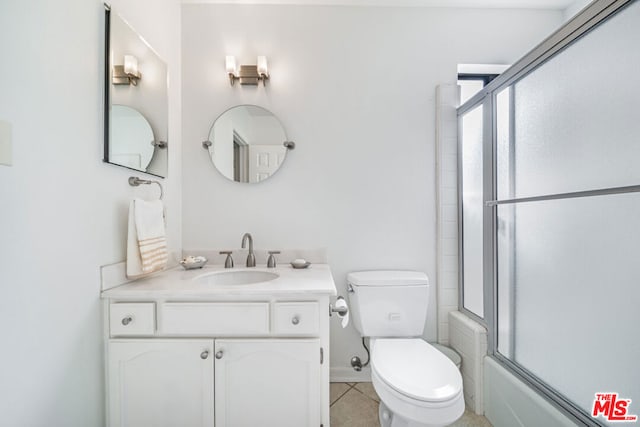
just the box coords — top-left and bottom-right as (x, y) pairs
(460, 103), (485, 319)
(458, 74), (496, 105)
(457, 64), (509, 105)
(458, 64), (508, 321)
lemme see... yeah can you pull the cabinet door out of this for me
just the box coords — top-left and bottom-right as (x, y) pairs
(215, 339), (321, 427)
(108, 339), (214, 427)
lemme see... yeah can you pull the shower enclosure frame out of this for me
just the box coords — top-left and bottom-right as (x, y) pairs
(456, 0), (637, 425)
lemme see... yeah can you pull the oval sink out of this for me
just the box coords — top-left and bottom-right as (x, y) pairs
(194, 270), (279, 286)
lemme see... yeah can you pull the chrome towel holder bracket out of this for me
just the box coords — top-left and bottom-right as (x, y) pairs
(128, 176), (164, 200)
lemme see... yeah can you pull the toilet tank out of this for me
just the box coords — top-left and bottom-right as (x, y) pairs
(347, 270), (429, 337)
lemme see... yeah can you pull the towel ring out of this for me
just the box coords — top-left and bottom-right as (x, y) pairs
(128, 176), (164, 200)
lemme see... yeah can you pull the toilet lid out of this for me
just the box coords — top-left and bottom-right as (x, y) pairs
(372, 339), (462, 403)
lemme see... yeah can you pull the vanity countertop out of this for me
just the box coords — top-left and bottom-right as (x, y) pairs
(101, 263), (337, 300)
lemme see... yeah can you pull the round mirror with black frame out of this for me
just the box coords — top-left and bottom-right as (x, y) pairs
(203, 105), (294, 183)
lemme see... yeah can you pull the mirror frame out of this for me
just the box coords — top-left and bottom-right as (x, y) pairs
(103, 4), (168, 178)
(103, 4), (110, 167)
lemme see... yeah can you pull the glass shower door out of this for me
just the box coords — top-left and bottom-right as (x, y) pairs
(493, 1), (640, 424)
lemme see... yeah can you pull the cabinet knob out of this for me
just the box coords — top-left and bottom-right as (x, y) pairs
(121, 316), (133, 326)
(291, 316), (300, 325)
(200, 350), (209, 360)
(215, 350), (224, 359)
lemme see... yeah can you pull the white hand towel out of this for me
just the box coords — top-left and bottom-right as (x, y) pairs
(126, 198), (168, 278)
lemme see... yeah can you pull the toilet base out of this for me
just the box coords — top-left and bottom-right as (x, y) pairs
(379, 402), (452, 427)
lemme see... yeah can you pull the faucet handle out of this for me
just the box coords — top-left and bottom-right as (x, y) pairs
(267, 251), (280, 268)
(219, 251), (234, 268)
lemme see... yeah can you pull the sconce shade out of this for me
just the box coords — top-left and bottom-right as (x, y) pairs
(112, 55), (141, 86)
(124, 55), (139, 76)
(257, 56), (268, 76)
(226, 56), (237, 74)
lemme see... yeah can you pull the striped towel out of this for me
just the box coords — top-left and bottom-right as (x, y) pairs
(126, 199), (168, 278)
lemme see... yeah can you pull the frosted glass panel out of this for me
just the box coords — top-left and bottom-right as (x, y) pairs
(461, 105), (484, 317)
(496, 193), (640, 424)
(496, 87), (513, 201)
(496, 87), (514, 355)
(506, 1), (640, 198)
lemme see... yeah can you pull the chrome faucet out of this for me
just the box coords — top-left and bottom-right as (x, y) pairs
(241, 233), (256, 267)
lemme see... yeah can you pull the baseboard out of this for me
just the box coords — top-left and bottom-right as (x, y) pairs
(330, 366), (371, 383)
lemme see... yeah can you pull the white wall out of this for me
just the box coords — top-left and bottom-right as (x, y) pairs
(563, 0), (592, 21)
(181, 4), (562, 373)
(0, 0), (181, 425)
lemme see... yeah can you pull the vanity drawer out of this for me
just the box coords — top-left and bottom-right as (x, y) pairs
(273, 302), (319, 336)
(110, 303), (156, 336)
(160, 302), (270, 336)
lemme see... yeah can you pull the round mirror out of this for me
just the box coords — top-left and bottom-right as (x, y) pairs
(110, 104), (155, 172)
(206, 105), (290, 183)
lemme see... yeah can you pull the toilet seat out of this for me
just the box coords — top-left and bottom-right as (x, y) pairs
(371, 338), (462, 403)
(371, 338), (465, 426)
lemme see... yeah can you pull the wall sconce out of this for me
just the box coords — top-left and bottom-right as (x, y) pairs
(226, 55), (269, 86)
(113, 55), (141, 86)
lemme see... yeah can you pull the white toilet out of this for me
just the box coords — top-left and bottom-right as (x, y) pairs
(347, 270), (464, 427)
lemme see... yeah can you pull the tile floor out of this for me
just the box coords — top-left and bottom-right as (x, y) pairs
(330, 382), (492, 427)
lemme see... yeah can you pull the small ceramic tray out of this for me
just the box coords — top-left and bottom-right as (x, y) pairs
(180, 256), (208, 270)
(290, 261), (311, 269)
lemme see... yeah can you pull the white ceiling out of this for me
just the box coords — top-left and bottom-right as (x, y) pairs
(182, 0), (580, 9)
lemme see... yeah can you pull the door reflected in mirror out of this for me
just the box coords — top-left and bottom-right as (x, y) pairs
(206, 105), (289, 183)
(104, 6), (168, 177)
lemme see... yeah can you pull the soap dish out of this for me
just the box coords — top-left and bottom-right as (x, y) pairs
(290, 260), (311, 269)
(180, 256), (208, 270)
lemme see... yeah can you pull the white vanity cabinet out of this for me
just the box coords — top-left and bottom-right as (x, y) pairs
(104, 296), (331, 427)
(214, 339), (321, 426)
(108, 339), (215, 427)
